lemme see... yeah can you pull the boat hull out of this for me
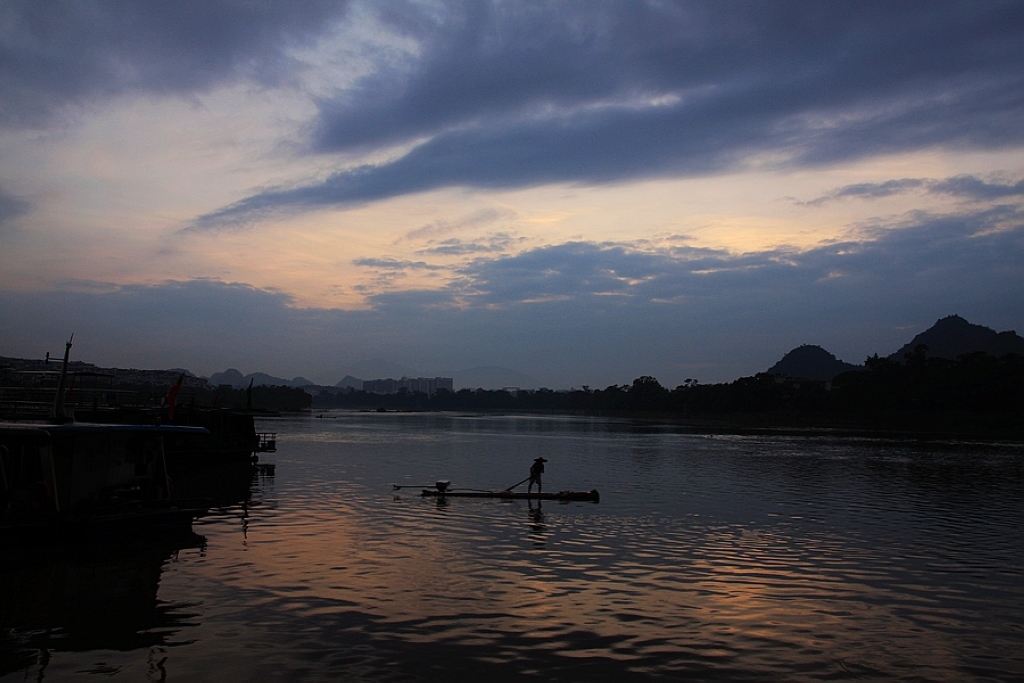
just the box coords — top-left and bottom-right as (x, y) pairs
(420, 489), (599, 502)
(1, 505), (206, 544)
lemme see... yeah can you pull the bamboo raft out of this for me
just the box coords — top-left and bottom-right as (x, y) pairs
(419, 488), (599, 502)
(394, 480), (599, 502)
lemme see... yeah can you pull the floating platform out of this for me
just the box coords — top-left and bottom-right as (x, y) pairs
(420, 488), (599, 502)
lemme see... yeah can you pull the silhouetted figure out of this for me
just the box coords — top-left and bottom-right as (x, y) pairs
(528, 457), (546, 494)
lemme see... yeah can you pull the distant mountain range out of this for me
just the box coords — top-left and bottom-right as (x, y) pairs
(207, 368), (315, 389)
(765, 315), (1024, 380)
(312, 358), (416, 386)
(205, 315), (1022, 389)
(207, 365), (539, 390)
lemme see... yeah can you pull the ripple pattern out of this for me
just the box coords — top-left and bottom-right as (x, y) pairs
(4, 413), (1021, 682)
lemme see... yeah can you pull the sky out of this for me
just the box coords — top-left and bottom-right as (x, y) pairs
(1, 0), (1022, 389)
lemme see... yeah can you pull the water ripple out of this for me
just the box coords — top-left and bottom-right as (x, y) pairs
(5, 413), (1021, 681)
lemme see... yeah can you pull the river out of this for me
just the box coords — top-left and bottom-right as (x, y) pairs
(2, 411), (1022, 681)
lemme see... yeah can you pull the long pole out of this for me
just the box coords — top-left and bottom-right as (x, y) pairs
(504, 476), (530, 492)
(159, 437), (172, 501)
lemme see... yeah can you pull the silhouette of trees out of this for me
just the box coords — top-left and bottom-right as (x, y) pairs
(626, 376), (669, 410)
(309, 352), (1022, 435)
(831, 350), (1022, 417)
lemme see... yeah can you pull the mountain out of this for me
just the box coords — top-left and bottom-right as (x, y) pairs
(326, 366), (536, 390)
(765, 316), (1024, 383)
(313, 360), (536, 390)
(314, 359), (417, 386)
(247, 372), (296, 387)
(766, 345), (861, 380)
(208, 368), (246, 387)
(335, 375), (363, 389)
(888, 315), (1024, 361)
(208, 369), (313, 388)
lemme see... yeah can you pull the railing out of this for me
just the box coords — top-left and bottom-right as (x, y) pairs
(255, 432), (277, 453)
(0, 385), (168, 420)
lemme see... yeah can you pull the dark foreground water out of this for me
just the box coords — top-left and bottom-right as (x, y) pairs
(2, 412), (1022, 681)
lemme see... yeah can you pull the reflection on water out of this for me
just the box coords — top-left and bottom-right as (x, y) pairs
(0, 533), (205, 680)
(2, 412), (1022, 681)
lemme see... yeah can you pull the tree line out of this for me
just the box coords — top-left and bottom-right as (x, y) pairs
(312, 349), (1023, 436)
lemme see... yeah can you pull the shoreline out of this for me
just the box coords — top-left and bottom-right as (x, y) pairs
(315, 407), (1024, 443)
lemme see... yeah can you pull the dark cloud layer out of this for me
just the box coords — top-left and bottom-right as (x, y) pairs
(3, 2), (1020, 386)
(931, 175), (1024, 200)
(190, 0), (1024, 228)
(5, 206), (1021, 387)
(0, 0), (349, 127)
(447, 207), (1024, 318)
(807, 174), (1024, 204)
(316, 1), (1023, 154)
(0, 186), (30, 231)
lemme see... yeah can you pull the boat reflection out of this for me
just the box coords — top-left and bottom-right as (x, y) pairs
(0, 532), (205, 679)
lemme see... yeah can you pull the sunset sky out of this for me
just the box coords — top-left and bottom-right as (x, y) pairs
(1, 1), (1022, 388)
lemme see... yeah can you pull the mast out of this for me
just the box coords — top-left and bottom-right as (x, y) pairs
(52, 334), (74, 423)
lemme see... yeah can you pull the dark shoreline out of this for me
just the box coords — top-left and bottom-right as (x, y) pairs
(332, 407), (1024, 443)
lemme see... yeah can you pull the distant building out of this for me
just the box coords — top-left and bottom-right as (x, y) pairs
(0, 356), (207, 390)
(363, 376), (453, 396)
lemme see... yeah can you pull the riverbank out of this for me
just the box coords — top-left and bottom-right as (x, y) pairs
(324, 406), (1023, 442)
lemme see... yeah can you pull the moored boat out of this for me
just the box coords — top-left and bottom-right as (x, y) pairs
(1, 337), (211, 542)
(1, 421), (210, 542)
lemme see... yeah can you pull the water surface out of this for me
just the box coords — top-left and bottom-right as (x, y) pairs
(3, 412), (1021, 681)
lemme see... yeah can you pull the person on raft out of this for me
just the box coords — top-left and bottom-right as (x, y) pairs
(528, 457), (547, 494)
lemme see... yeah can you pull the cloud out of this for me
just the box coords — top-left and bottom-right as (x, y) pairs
(186, 1), (1024, 229)
(446, 206), (1023, 315)
(0, 279), (299, 370)
(0, 0), (351, 128)
(314, 2), (1024, 155)
(353, 258), (445, 271)
(0, 186), (30, 232)
(403, 207), (513, 241)
(805, 174), (1024, 205)
(350, 257), (450, 296)
(418, 233), (525, 256)
(930, 175), (1024, 200)
(803, 179), (930, 204)
(4, 205), (1021, 386)
(455, 242), (674, 304)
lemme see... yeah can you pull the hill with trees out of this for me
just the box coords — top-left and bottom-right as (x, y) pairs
(765, 344), (860, 380)
(888, 314), (1024, 361)
(313, 316), (1023, 438)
